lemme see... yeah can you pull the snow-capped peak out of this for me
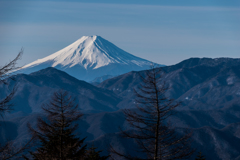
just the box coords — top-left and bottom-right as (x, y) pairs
(18, 35), (160, 81)
(23, 35), (151, 70)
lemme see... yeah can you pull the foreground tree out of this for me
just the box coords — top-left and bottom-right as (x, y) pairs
(26, 90), (87, 160)
(85, 145), (109, 160)
(0, 49), (31, 160)
(195, 152), (206, 160)
(0, 49), (22, 115)
(112, 65), (194, 160)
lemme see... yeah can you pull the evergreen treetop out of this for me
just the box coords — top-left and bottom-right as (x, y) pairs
(195, 152), (206, 160)
(27, 90), (87, 160)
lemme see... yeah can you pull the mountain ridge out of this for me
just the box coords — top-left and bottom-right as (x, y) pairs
(98, 57), (240, 110)
(1, 67), (122, 113)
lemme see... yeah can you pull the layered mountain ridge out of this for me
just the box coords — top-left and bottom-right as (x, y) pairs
(1, 67), (121, 114)
(18, 35), (159, 81)
(98, 57), (240, 110)
(2, 57), (240, 159)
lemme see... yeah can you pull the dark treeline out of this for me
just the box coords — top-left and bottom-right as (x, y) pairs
(0, 52), (206, 159)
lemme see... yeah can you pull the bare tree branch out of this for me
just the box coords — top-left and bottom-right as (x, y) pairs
(0, 49), (30, 159)
(0, 48), (23, 83)
(0, 49), (23, 115)
(112, 64), (194, 160)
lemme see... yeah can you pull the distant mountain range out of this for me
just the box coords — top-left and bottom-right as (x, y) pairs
(1, 67), (121, 114)
(98, 57), (240, 110)
(1, 57), (240, 159)
(16, 35), (161, 81)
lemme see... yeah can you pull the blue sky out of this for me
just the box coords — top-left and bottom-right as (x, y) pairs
(0, 0), (240, 66)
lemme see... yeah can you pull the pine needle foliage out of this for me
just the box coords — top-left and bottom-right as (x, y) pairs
(27, 90), (87, 160)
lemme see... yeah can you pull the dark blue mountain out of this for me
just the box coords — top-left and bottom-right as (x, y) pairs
(0, 67), (121, 114)
(1, 57), (240, 159)
(98, 57), (240, 110)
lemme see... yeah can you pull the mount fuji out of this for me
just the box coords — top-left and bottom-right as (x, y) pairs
(18, 35), (162, 81)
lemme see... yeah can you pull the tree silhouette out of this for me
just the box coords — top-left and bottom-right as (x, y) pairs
(27, 90), (87, 160)
(85, 145), (109, 160)
(112, 65), (194, 160)
(195, 152), (206, 160)
(0, 49), (31, 160)
(0, 49), (22, 116)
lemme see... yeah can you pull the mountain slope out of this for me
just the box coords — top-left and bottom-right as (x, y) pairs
(0, 67), (122, 113)
(17, 35), (160, 81)
(1, 58), (240, 159)
(98, 57), (240, 110)
(4, 105), (240, 160)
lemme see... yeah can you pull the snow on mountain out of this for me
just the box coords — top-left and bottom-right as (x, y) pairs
(18, 35), (161, 81)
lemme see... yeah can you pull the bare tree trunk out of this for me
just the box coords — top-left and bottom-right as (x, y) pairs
(154, 76), (160, 160)
(154, 110), (160, 160)
(60, 94), (63, 160)
(112, 64), (194, 160)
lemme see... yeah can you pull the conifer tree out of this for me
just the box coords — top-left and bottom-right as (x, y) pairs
(112, 65), (194, 160)
(27, 90), (87, 160)
(85, 145), (109, 160)
(195, 152), (206, 160)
